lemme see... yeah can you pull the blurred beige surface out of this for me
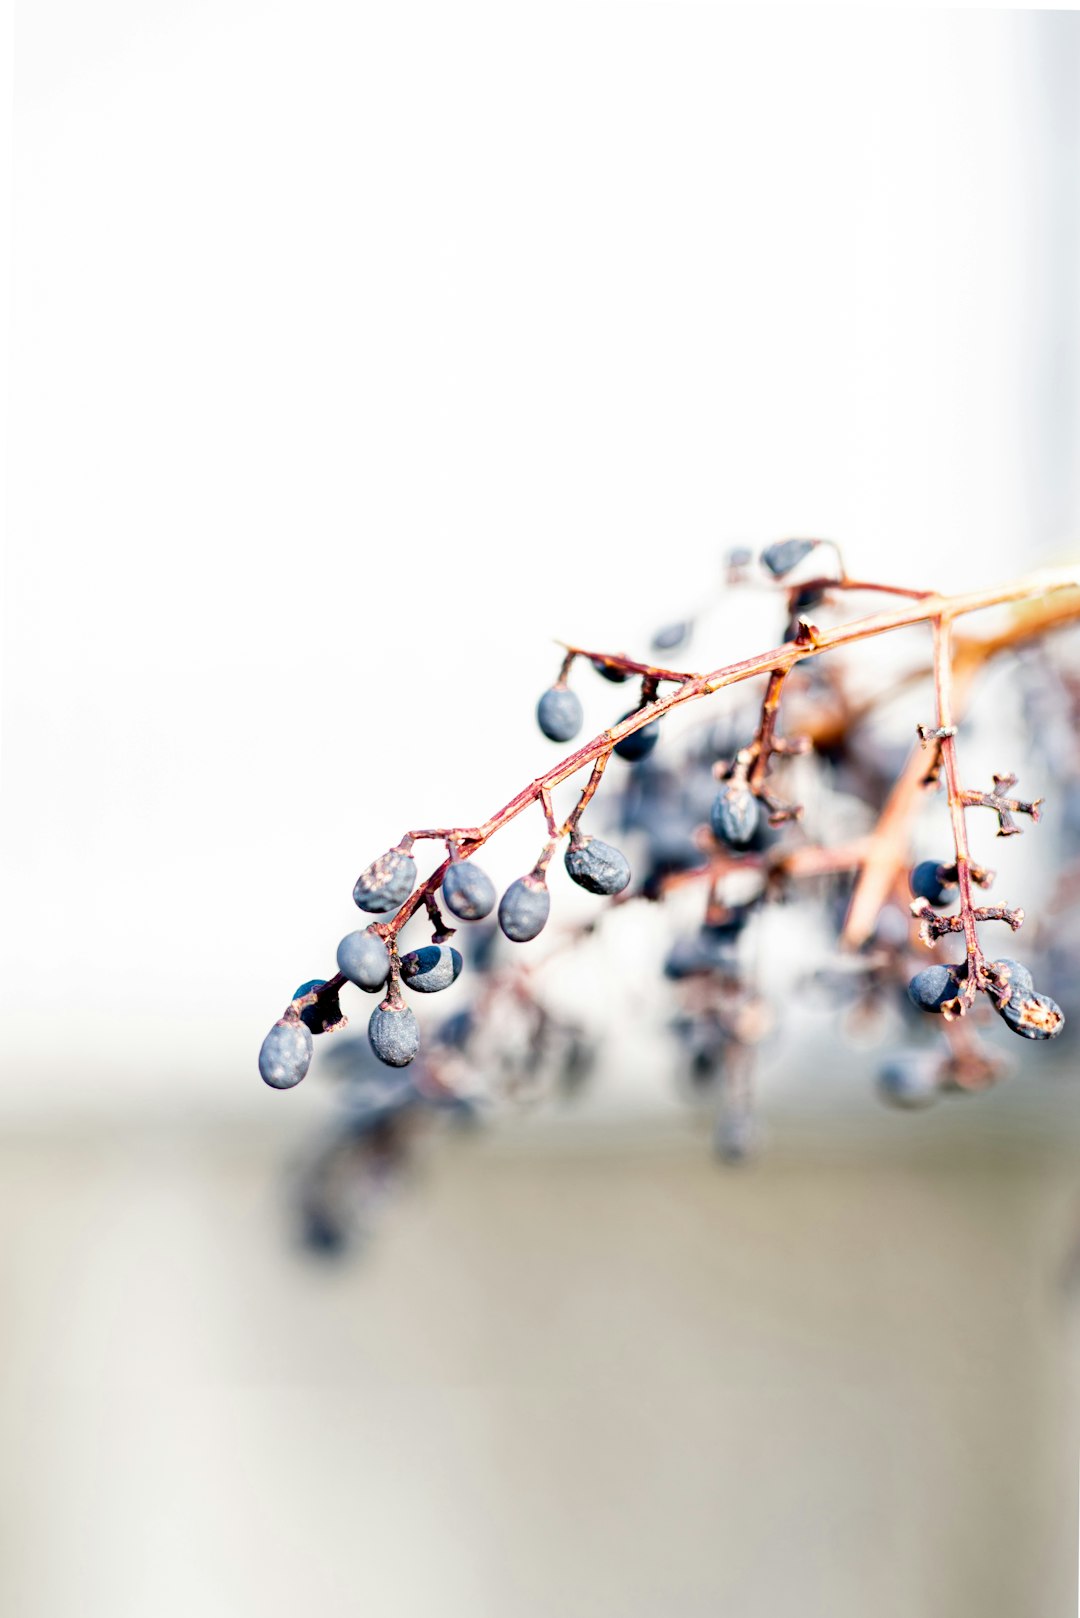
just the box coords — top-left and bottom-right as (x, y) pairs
(0, 1122), (1075, 1618)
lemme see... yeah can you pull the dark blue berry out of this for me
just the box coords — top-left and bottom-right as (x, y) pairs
(998, 990), (1064, 1041)
(537, 686), (583, 743)
(353, 846), (417, 913)
(988, 957), (1034, 1004)
(877, 1052), (940, 1109)
(651, 621), (691, 652)
(400, 943), (463, 993)
(498, 873), (550, 942)
(441, 860), (496, 920)
(564, 833), (631, 896)
(710, 783), (760, 848)
(368, 999), (420, 1066)
(906, 964), (963, 1013)
(259, 1019), (313, 1089)
(292, 979), (344, 1035)
(664, 928), (740, 980)
(336, 929), (391, 991)
(761, 538), (819, 578)
(437, 1008), (474, 1051)
(467, 922), (500, 972)
(909, 861), (953, 908)
(614, 711), (660, 762)
(299, 1202), (348, 1257)
(591, 657), (631, 684)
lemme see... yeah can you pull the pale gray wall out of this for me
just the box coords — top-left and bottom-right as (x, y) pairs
(0, 1120), (1076, 1618)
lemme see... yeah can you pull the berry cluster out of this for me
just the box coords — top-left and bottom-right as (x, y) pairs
(261, 541), (1080, 1182)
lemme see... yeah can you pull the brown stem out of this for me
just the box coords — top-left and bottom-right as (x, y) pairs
(564, 750), (611, 836)
(932, 617), (984, 1011)
(339, 567), (1080, 961)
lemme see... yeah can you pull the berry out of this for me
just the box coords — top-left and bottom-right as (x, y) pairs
(998, 990), (1064, 1041)
(259, 1019), (313, 1089)
(467, 921), (500, 972)
(400, 943), (463, 993)
(498, 872), (550, 942)
(652, 621), (690, 652)
(437, 1008), (474, 1051)
(988, 957), (1034, 1005)
(761, 537), (818, 579)
(909, 860), (953, 907)
(906, 963), (964, 1013)
(664, 926), (741, 980)
(537, 686), (583, 743)
(710, 783), (760, 848)
(292, 979), (344, 1035)
(353, 846), (417, 913)
(877, 1051), (940, 1109)
(591, 656), (631, 684)
(564, 833), (631, 896)
(614, 711), (660, 762)
(368, 999), (420, 1066)
(336, 929), (391, 992)
(442, 860), (496, 920)
(299, 1202), (348, 1257)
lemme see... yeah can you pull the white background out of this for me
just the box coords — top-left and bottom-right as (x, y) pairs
(3, 5), (1080, 1120)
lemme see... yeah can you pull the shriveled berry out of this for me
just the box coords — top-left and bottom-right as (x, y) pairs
(614, 711), (660, 762)
(353, 846), (417, 913)
(877, 1051), (940, 1109)
(292, 979), (344, 1035)
(909, 860), (953, 908)
(400, 943), (463, 993)
(442, 860), (496, 920)
(537, 686), (583, 743)
(761, 537), (818, 578)
(369, 999), (420, 1066)
(710, 783), (760, 848)
(907, 963), (964, 1013)
(988, 957), (1034, 1004)
(498, 872), (550, 942)
(591, 656), (631, 684)
(259, 1019), (313, 1089)
(336, 929), (391, 992)
(564, 833), (631, 896)
(998, 990), (1064, 1041)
